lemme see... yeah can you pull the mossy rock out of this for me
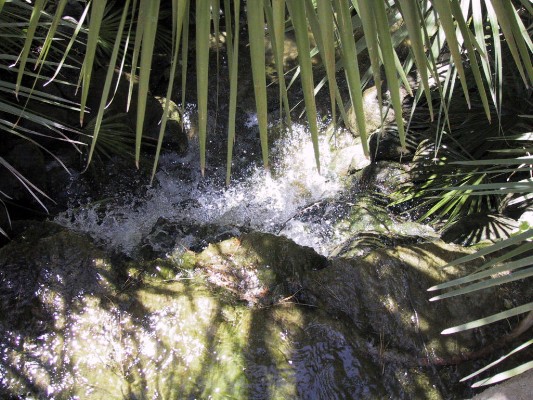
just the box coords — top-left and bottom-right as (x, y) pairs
(301, 239), (528, 367)
(194, 232), (328, 306)
(2, 225), (522, 399)
(0, 225), (394, 399)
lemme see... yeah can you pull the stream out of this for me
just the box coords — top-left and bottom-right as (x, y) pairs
(54, 113), (434, 258)
(1, 112), (517, 399)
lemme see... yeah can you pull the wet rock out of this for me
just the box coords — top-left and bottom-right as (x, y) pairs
(324, 193), (438, 258)
(0, 224), (391, 399)
(327, 128), (371, 174)
(2, 224), (526, 399)
(194, 232), (328, 306)
(0, 221), (111, 333)
(155, 96), (188, 153)
(301, 239), (529, 376)
(369, 126), (415, 162)
(139, 217), (244, 258)
(345, 86), (397, 137)
(356, 161), (412, 194)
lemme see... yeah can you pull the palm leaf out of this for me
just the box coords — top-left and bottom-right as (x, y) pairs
(86, 0), (132, 169)
(286, 0), (320, 172)
(490, 0), (533, 86)
(334, 0), (368, 155)
(135, 0), (160, 168)
(398, 0), (434, 121)
(449, 0), (491, 121)
(0, 156), (54, 213)
(78, 0), (107, 127)
(225, 0), (240, 186)
(247, 0), (270, 170)
(460, 339), (533, 382)
(270, 0), (292, 126)
(316, 0), (337, 128)
(14, 0), (46, 96)
(441, 303), (533, 334)
(472, 361), (533, 388)
(180, 0), (190, 131)
(430, 267), (533, 301)
(151, 0), (188, 183)
(196, 0), (211, 175)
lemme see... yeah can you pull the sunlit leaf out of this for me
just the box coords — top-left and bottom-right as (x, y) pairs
(334, 0), (368, 155)
(79, 0), (108, 126)
(14, 0), (46, 96)
(180, 0), (190, 130)
(150, 0), (188, 183)
(490, 0), (533, 86)
(461, 339), (533, 382)
(226, 0), (240, 185)
(270, 0), (292, 126)
(398, 0), (434, 121)
(196, 0), (211, 175)
(450, 0), (491, 121)
(316, 0), (337, 128)
(472, 361), (533, 388)
(441, 302), (533, 334)
(430, 0), (472, 109)
(287, 0), (320, 172)
(86, 0), (131, 169)
(430, 265), (533, 301)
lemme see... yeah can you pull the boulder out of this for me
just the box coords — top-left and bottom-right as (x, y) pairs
(1, 224), (527, 399)
(345, 85), (396, 137)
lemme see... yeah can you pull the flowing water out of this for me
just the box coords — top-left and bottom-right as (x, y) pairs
(55, 116), (370, 257)
(0, 115), (455, 399)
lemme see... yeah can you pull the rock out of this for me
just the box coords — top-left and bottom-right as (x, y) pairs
(0, 222), (111, 333)
(327, 127), (371, 174)
(345, 85), (397, 137)
(0, 224), (390, 399)
(356, 161), (412, 194)
(321, 192), (438, 258)
(301, 239), (530, 388)
(1, 224), (525, 399)
(139, 217), (244, 258)
(369, 126), (415, 162)
(194, 232), (328, 306)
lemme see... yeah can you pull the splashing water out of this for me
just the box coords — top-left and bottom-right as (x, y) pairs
(55, 120), (359, 256)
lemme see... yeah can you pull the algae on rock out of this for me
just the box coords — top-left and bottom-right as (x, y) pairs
(1, 224), (526, 399)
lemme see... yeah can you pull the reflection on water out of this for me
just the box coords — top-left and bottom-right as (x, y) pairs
(1, 275), (383, 399)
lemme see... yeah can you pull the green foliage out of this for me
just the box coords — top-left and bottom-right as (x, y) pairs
(395, 68), (533, 236)
(1, 0), (533, 389)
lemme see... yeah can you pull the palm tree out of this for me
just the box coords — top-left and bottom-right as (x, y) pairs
(0, 0), (532, 387)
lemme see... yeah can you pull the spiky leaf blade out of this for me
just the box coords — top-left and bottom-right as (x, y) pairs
(287, 0), (320, 172)
(135, 0), (159, 167)
(196, 0), (211, 174)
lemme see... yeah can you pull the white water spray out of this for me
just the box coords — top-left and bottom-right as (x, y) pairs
(55, 120), (361, 256)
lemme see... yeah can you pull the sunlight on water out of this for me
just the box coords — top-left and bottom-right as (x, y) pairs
(56, 121), (352, 256)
